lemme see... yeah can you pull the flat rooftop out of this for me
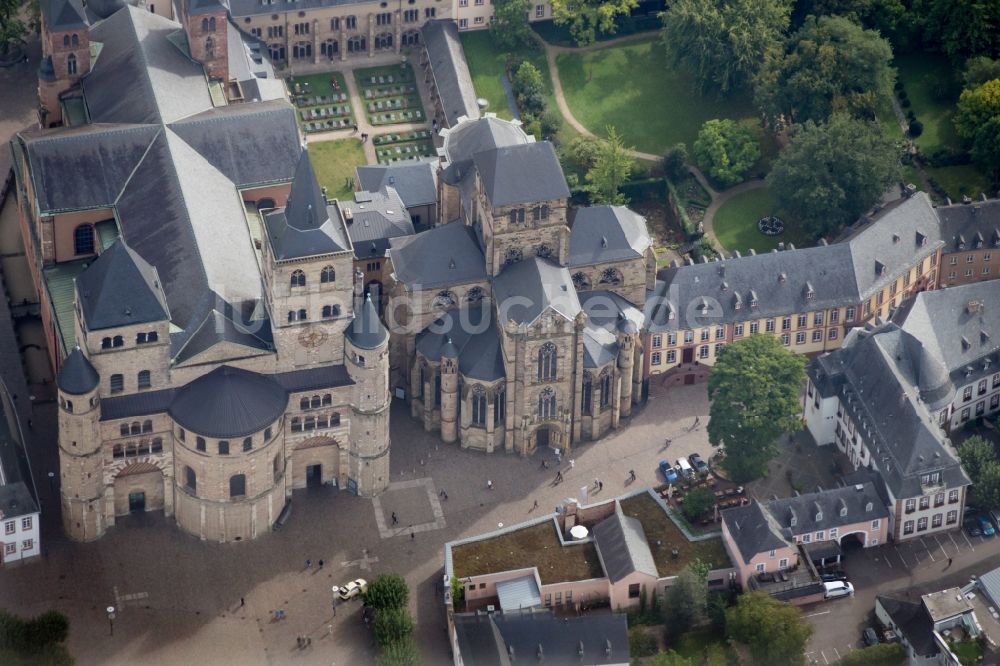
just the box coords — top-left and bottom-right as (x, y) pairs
(923, 588), (973, 623)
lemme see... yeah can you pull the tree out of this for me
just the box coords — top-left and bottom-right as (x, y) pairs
(512, 61), (546, 117)
(490, 0), (534, 52)
(767, 114), (901, 239)
(958, 436), (998, 485)
(708, 335), (806, 482)
(974, 462), (1000, 510)
(692, 119), (760, 187)
(954, 79), (1000, 140)
(663, 564), (708, 635)
(663, 143), (689, 181)
(373, 607), (414, 647)
(365, 574), (410, 611)
(680, 486), (716, 522)
(791, 0), (906, 36)
(586, 127), (634, 205)
(835, 642), (906, 666)
(971, 116), (1000, 185)
(549, 0), (638, 46)
(661, 0), (792, 95)
(376, 637), (422, 666)
(650, 651), (695, 666)
(726, 591), (813, 665)
(0, 0), (28, 58)
(963, 57), (1000, 89)
(926, 0), (1000, 61)
(754, 15), (895, 124)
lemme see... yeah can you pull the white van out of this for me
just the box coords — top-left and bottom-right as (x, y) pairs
(675, 457), (694, 478)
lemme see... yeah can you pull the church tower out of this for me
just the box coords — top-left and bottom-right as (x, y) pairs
(180, 0), (229, 82)
(37, 0), (90, 127)
(345, 293), (390, 496)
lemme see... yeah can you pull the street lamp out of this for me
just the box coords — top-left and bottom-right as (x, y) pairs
(47, 471), (55, 497)
(106, 606), (116, 636)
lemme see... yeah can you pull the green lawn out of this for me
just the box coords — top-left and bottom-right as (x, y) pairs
(308, 139), (368, 201)
(713, 187), (808, 253)
(926, 164), (994, 200)
(895, 53), (962, 155)
(556, 39), (758, 154)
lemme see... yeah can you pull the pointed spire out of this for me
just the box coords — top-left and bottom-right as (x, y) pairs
(442, 336), (459, 358)
(57, 347), (99, 395)
(347, 294), (388, 350)
(284, 150), (330, 231)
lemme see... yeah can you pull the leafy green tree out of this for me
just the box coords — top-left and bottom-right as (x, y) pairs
(755, 15), (895, 124)
(628, 626), (658, 657)
(663, 564), (708, 635)
(0, 0), (28, 58)
(971, 116), (1000, 185)
(650, 651), (695, 666)
(376, 637), (422, 666)
(708, 335), (806, 482)
(926, 0), (1000, 61)
(726, 591), (813, 665)
(835, 642), (906, 666)
(975, 462), (1000, 510)
(792, 0), (906, 36)
(680, 486), (716, 522)
(365, 574), (410, 611)
(550, 0), (638, 46)
(512, 61), (546, 116)
(954, 79), (1000, 140)
(692, 119), (760, 187)
(958, 436), (998, 484)
(490, 0), (534, 52)
(373, 607), (414, 647)
(586, 126), (634, 205)
(963, 57), (1000, 89)
(663, 143), (689, 181)
(767, 114), (901, 239)
(661, 0), (792, 94)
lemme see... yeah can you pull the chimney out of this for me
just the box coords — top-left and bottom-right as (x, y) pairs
(343, 207), (354, 221)
(818, 238), (828, 246)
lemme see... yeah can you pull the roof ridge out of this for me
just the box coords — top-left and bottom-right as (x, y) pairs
(112, 125), (165, 206)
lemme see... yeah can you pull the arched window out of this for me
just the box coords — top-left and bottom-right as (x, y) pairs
(243, 437), (253, 452)
(433, 291), (455, 309)
(291, 417), (302, 431)
(375, 32), (393, 49)
(537, 342), (557, 381)
(208, 16), (216, 31)
(600, 268), (622, 285)
(151, 437), (162, 453)
(467, 286), (483, 303)
(67, 53), (77, 75)
(300, 397), (309, 410)
(290, 269), (306, 287)
(102, 337), (112, 349)
(202, 17), (209, 31)
(572, 272), (591, 290)
(126, 442), (137, 457)
(63, 35), (69, 46)
(74, 224), (94, 255)
(298, 308), (307, 321)
(65, 400), (73, 413)
(138, 370), (151, 390)
(582, 372), (593, 415)
(503, 248), (522, 266)
(494, 385), (505, 426)
(538, 388), (556, 420)
(287, 311), (295, 323)
(112, 336), (123, 347)
(470, 386), (486, 426)
(205, 36), (215, 58)
(113, 444), (123, 458)
(71, 33), (79, 46)
(196, 436), (206, 451)
(600, 369), (612, 408)
(401, 29), (419, 46)
(347, 35), (365, 52)
(229, 474), (246, 498)
(142, 419), (152, 433)
(110, 374), (124, 393)
(185, 466), (197, 493)
(130, 422), (141, 435)
(311, 395), (321, 408)
(322, 304), (341, 318)
(536, 244), (553, 258)
(120, 423), (129, 436)
(322, 394), (332, 406)
(218, 440), (230, 455)
(321, 266), (335, 283)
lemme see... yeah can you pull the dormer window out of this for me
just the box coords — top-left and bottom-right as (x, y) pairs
(875, 261), (886, 277)
(865, 501), (873, 512)
(916, 231), (927, 247)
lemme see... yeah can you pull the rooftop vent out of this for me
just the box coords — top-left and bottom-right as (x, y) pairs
(967, 300), (983, 314)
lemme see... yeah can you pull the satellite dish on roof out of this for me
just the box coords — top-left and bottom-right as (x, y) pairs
(569, 525), (588, 540)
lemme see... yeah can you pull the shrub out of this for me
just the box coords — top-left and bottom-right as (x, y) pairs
(365, 574), (410, 611)
(373, 607), (414, 647)
(901, 98), (911, 108)
(894, 81), (904, 91)
(376, 637), (422, 666)
(681, 486), (716, 522)
(629, 626), (658, 658)
(663, 143), (689, 180)
(897, 89), (908, 101)
(908, 120), (924, 138)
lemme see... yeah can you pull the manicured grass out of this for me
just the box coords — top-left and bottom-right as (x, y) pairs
(530, 18), (660, 48)
(619, 493), (732, 577)
(556, 39), (758, 154)
(713, 187), (808, 253)
(926, 164), (994, 200)
(950, 638), (982, 665)
(876, 95), (905, 143)
(451, 521), (605, 584)
(895, 53), (962, 155)
(459, 31), (515, 118)
(289, 71), (349, 101)
(307, 139), (368, 201)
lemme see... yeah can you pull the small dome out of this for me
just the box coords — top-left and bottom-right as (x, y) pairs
(170, 366), (287, 439)
(617, 317), (638, 335)
(89, 0), (128, 19)
(918, 345), (955, 410)
(57, 347), (99, 395)
(346, 294), (388, 350)
(442, 337), (459, 358)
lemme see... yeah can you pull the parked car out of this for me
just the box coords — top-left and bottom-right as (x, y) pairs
(990, 509), (1000, 532)
(676, 457), (695, 479)
(659, 460), (679, 482)
(823, 581), (854, 600)
(820, 571), (848, 583)
(863, 627), (880, 647)
(688, 453), (709, 476)
(336, 578), (368, 600)
(964, 518), (982, 538)
(977, 515), (996, 537)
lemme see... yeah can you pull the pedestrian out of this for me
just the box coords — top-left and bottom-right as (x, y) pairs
(305, 559), (311, 569)
(410, 531), (415, 540)
(443, 491), (448, 500)
(352, 123), (358, 134)
(391, 511), (398, 525)
(27, 419), (32, 429)
(532, 499), (539, 510)
(594, 478), (600, 489)
(240, 597), (245, 607)
(599, 480), (603, 491)
(555, 471), (563, 484)
(946, 557), (953, 569)
(487, 479), (494, 490)
(694, 416), (700, 427)
(569, 458), (575, 469)
(318, 559), (324, 569)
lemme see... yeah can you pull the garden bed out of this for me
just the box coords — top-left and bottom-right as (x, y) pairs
(354, 63), (426, 126)
(289, 72), (353, 133)
(376, 140), (435, 164)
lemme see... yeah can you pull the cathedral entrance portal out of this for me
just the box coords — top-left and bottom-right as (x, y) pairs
(537, 427), (550, 448)
(128, 491), (146, 513)
(306, 464), (323, 488)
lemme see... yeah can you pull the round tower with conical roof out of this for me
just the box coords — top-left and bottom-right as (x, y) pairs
(616, 316), (638, 419)
(439, 338), (459, 443)
(345, 293), (390, 496)
(56, 347), (105, 541)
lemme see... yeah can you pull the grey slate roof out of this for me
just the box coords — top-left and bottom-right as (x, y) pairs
(420, 20), (480, 127)
(877, 596), (939, 658)
(453, 610), (629, 666)
(347, 294), (388, 350)
(766, 482), (888, 537)
(343, 187), (415, 259)
(473, 142), (569, 207)
(57, 347), (100, 395)
(721, 501), (793, 565)
(75, 240), (169, 330)
(493, 257), (581, 326)
(978, 564), (1000, 608)
(42, 0), (87, 29)
(20, 123), (160, 213)
(169, 365), (288, 438)
(355, 159), (438, 209)
(935, 198), (1000, 252)
(416, 306), (505, 380)
(264, 150), (352, 261)
(390, 223), (486, 289)
(187, 0), (227, 15)
(593, 508), (658, 582)
(171, 299), (273, 365)
(441, 115), (529, 172)
(570, 206), (651, 267)
(84, 7), (213, 125)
